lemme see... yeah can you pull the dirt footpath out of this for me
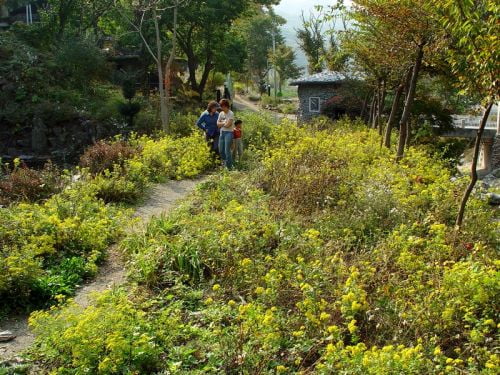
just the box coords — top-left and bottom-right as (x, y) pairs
(0, 178), (205, 363)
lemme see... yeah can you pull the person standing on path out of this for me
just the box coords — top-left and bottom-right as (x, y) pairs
(196, 101), (220, 157)
(217, 99), (235, 169)
(232, 119), (243, 163)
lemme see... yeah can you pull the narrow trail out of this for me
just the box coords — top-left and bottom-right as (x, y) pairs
(0, 177), (206, 363)
(233, 94), (298, 122)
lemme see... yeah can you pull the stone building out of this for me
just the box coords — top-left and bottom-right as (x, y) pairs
(290, 71), (362, 122)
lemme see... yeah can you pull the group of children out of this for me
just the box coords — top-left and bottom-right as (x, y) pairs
(196, 99), (243, 170)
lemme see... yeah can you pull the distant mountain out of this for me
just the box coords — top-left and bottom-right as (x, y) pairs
(276, 8), (308, 68)
(275, 0), (349, 71)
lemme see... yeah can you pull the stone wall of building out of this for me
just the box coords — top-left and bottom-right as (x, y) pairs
(297, 84), (336, 122)
(492, 135), (500, 170)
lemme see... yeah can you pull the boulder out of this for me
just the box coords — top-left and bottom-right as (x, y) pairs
(488, 193), (500, 206)
(482, 168), (500, 190)
(0, 331), (15, 342)
(31, 117), (48, 154)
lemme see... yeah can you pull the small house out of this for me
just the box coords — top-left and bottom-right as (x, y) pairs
(290, 71), (362, 122)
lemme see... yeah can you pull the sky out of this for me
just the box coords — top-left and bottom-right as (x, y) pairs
(274, 0), (334, 68)
(274, 0), (350, 68)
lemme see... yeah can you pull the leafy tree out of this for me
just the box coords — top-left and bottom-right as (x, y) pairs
(115, 0), (183, 132)
(269, 44), (302, 94)
(322, 3), (350, 73)
(118, 76), (141, 130)
(348, 0), (439, 157)
(239, 8), (285, 90)
(165, 0), (280, 100)
(431, 0), (499, 227)
(342, 3), (413, 136)
(296, 10), (325, 74)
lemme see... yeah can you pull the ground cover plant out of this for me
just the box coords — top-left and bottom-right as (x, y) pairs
(0, 131), (213, 316)
(28, 119), (499, 374)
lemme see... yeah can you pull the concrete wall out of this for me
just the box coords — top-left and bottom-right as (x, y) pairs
(297, 84), (336, 122)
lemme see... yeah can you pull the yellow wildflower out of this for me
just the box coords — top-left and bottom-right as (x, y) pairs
(255, 286), (265, 295)
(240, 258), (252, 267)
(319, 312), (331, 321)
(276, 365), (287, 373)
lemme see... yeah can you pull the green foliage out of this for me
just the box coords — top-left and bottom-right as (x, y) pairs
(419, 138), (469, 171)
(0, 130), (214, 312)
(277, 102), (297, 114)
(238, 8), (286, 86)
(54, 37), (108, 90)
(169, 113), (200, 138)
(120, 78), (137, 102)
(0, 30), (118, 142)
(28, 118), (499, 373)
(432, 0), (499, 100)
(236, 111), (274, 152)
(0, 183), (127, 310)
(29, 291), (164, 374)
(82, 132), (213, 204)
(297, 11), (326, 74)
(260, 94), (281, 107)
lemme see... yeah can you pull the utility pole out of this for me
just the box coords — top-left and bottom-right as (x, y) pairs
(25, 3), (33, 25)
(272, 30), (277, 102)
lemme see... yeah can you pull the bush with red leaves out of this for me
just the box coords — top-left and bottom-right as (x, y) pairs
(0, 162), (65, 205)
(79, 140), (138, 176)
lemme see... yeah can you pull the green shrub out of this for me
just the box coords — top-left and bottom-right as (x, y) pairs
(277, 102), (297, 114)
(29, 291), (164, 374)
(261, 94), (281, 107)
(131, 132), (213, 182)
(169, 112), (200, 138)
(0, 184), (127, 310)
(26, 119), (499, 373)
(237, 111), (275, 152)
(80, 132), (213, 204)
(54, 37), (108, 90)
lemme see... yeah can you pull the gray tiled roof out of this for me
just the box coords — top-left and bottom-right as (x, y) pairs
(290, 71), (345, 86)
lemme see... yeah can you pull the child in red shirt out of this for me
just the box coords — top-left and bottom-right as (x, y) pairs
(232, 120), (243, 162)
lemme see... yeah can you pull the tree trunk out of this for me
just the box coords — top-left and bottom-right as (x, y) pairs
(455, 101), (494, 228)
(360, 92), (369, 122)
(405, 120), (412, 148)
(153, 8), (168, 131)
(368, 92), (376, 127)
(383, 82), (404, 148)
(372, 81), (381, 129)
(378, 80), (386, 135)
(186, 49), (199, 93)
(197, 56), (213, 100)
(396, 43), (424, 160)
(164, 3), (178, 132)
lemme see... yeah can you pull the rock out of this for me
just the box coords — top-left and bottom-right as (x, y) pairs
(489, 168), (500, 178)
(32, 117), (48, 154)
(488, 193), (500, 206)
(482, 168), (500, 190)
(0, 331), (16, 342)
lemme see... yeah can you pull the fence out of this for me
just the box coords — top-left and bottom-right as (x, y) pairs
(452, 115), (497, 129)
